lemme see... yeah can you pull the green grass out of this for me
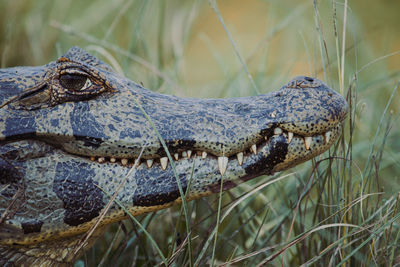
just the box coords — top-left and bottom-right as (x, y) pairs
(1, 0), (400, 266)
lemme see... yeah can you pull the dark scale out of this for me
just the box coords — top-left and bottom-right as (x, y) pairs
(21, 219), (43, 234)
(53, 161), (104, 226)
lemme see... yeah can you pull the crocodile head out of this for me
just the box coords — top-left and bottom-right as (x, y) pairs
(0, 47), (348, 265)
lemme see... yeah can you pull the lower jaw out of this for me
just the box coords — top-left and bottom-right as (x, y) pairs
(1, 123), (342, 245)
(4, 123), (341, 202)
(6, 122), (341, 184)
(17, 120), (340, 186)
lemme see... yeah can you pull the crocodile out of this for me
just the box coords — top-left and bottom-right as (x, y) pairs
(0, 47), (348, 266)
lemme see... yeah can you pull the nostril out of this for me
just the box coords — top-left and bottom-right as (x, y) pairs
(304, 77), (314, 82)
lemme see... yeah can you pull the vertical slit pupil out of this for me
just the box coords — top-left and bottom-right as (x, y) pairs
(59, 74), (87, 90)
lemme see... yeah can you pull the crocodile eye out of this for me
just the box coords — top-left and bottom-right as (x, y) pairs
(59, 74), (92, 91)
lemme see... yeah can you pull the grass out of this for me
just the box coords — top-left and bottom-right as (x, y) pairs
(1, 0), (399, 266)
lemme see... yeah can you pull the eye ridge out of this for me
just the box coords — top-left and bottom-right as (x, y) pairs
(59, 74), (90, 91)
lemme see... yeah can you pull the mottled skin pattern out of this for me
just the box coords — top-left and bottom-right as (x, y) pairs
(0, 47), (348, 266)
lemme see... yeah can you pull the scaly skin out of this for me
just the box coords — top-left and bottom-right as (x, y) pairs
(0, 47), (348, 265)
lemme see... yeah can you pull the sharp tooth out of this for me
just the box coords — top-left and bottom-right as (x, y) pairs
(202, 151), (207, 159)
(174, 153), (179, 160)
(304, 137), (312, 150)
(182, 151), (187, 158)
(187, 150), (192, 158)
(98, 157), (106, 163)
(160, 157), (168, 170)
(250, 144), (257, 154)
(218, 156), (228, 175)
(146, 159), (154, 168)
(288, 132), (293, 143)
(90, 156), (95, 161)
(325, 131), (331, 143)
(274, 127), (283, 135)
(237, 152), (244, 165)
(110, 157), (116, 163)
(121, 158), (128, 166)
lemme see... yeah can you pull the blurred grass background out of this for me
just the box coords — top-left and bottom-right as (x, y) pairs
(1, 0), (400, 266)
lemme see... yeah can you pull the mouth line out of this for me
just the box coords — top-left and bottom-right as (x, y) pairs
(75, 125), (338, 175)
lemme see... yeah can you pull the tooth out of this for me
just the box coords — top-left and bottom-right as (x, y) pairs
(110, 157), (116, 163)
(274, 127), (283, 135)
(288, 132), (293, 143)
(202, 151), (207, 159)
(218, 156), (228, 175)
(265, 136), (268, 141)
(98, 157), (106, 163)
(187, 150), (192, 158)
(250, 144), (257, 154)
(121, 158), (128, 166)
(182, 151), (187, 158)
(237, 152), (244, 165)
(304, 137), (312, 150)
(146, 159), (154, 168)
(160, 157), (168, 170)
(90, 156), (95, 161)
(325, 131), (331, 143)
(174, 153), (179, 160)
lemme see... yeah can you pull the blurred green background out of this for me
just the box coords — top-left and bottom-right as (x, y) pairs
(1, 0), (399, 265)
(1, 0), (399, 93)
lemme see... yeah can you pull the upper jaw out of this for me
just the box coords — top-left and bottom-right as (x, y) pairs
(68, 76), (348, 176)
(1, 64), (348, 176)
(62, 77), (347, 160)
